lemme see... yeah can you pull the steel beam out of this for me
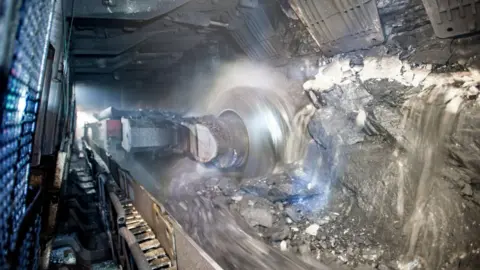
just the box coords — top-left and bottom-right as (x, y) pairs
(72, 28), (203, 55)
(65, 0), (193, 20)
(73, 51), (182, 73)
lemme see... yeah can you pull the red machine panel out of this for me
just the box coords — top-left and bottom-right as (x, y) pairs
(106, 120), (122, 138)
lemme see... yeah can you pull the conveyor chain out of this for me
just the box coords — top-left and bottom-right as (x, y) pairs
(70, 161), (174, 269)
(121, 201), (173, 270)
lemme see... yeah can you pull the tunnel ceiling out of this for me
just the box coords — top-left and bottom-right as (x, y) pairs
(68, 0), (393, 86)
(69, 0), (246, 84)
(69, 0), (480, 87)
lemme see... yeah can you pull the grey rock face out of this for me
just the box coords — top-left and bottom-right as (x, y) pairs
(377, 264), (390, 270)
(361, 248), (384, 261)
(462, 184), (473, 197)
(204, 177), (219, 188)
(299, 244), (310, 255)
(271, 226), (290, 241)
(240, 207), (274, 228)
(218, 177), (239, 196)
(285, 207), (302, 222)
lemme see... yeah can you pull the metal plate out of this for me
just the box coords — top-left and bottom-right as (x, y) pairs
(125, 176), (176, 262)
(289, 0), (384, 56)
(121, 118), (173, 152)
(422, 0), (480, 38)
(228, 6), (289, 63)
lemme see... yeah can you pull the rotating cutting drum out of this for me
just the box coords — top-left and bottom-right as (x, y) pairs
(197, 86), (295, 178)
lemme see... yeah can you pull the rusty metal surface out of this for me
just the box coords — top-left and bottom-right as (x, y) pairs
(227, 5), (290, 63)
(87, 140), (222, 269)
(118, 168), (225, 270)
(47, 202), (58, 234)
(119, 170), (176, 263)
(289, 0), (384, 56)
(54, 152), (67, 190)
(173, 224), (221, 270)
(50, 148), (71, 234)
(118, 196), (174, 269)
(422, 0), (480, 38)
(84, 144), (175, 269)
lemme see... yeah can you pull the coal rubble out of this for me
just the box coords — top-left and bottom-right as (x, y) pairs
(187, 168), (393, 270)
(240, 186), (393, 269)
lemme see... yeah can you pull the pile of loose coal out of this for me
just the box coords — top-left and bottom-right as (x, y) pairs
(168, 165), (397, 270)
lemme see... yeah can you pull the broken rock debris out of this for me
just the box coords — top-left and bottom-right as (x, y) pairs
(240, 207), (274, 228)
(305, 224), (320, 236)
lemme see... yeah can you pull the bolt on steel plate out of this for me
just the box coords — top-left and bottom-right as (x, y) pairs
(422, 0), (480, 38)
(290, 0), (385, 56)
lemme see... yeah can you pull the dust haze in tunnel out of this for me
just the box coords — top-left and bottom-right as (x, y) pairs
(160, 58), (318, 189)
(162, 59), (334, 270)
(82, 57), (330, 269)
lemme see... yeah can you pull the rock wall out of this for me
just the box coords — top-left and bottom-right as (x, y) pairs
(299, 1), (480, 267)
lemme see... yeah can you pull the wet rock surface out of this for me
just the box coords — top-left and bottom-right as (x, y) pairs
(231, 178), (393, 269)
(297, 5), (480, 265)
